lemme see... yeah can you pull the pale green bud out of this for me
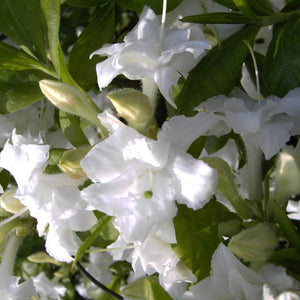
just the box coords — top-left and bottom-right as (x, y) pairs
(0, 188), (24, 214)
(228, 223), (278, 263)
(28, 251), (62, 266)
(39, 80), (102, 129)
(58, 147), (91, 179)
(107, 88), (156, 134)
(273, 152), (300, 205)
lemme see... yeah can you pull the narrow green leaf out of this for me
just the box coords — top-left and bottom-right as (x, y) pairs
(59, 111), (90, 147)
(247, 0), (274, 16)
(181, 12), (254, 24)
(172, 201), (232, 280)
(66, 0), (109, 7)
(273, 202), (300, 254)
(0, 42), (56, 77)
(69, 3), (115, 90)
(40, 0), (61, 76)
(0, 81), (43, 114)
(73, 215), (112, 267)
(263, 15), (300, 97)
(203, 157), (252, 219)
(0, 0), (47, 62)
(176, 25), (260, 116)
(144, 278), (172, 300)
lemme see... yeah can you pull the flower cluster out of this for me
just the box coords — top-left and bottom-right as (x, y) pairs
(0, 0), (300, 299)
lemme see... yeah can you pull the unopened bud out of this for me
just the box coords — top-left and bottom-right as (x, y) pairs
(229, 223), (278, 263)
(0, 189), (24, 214)
(58, 147), (91, 179)
(28, 251), (62, 265)
(273, 152), (300, 205)
(107, 89), (154, 127)
(39, 80), (102, 128)
(16, 218), (35, 236)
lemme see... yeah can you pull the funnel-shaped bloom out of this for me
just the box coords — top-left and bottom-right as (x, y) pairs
(91, 6), (210, 108)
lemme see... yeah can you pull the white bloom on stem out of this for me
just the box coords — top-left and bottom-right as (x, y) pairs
(0, 131), (97, 262)
(81, 112), (218, 243)
(195, 88), (300, 160)
(182, 243), (300, 300)
(91, 6), (210, 108)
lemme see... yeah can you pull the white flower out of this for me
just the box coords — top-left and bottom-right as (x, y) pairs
(33, 272), (66, 300)
(195, 88), (300, 160)
(81, 112), (218, 243)
(0, 276), (37, 300)
(91, 6), (210, 108)
(0, 131), (97, 262)
(182, 243), (300, 300)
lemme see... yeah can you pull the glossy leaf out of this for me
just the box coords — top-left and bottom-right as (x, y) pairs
(41, 0), (61, 76)
(0, 0), (47, 62)
(0, 42), (56, 77)
(144, 278), (172, 300)
(0, 81), (43, 114)
(263, 15), (300, 97)
(176, 25), (260, 116)
(172, 201), (237, 280)
(73, 215), (112, 267)
(59, 111), (90, 147)
(69, 3), (115, 90)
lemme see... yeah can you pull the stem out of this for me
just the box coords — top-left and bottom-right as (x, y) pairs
(76, 261), (124, 300)
(0, 233), (22, 280)
(158, 0), (167, 54)
(245, 142), (263, 202)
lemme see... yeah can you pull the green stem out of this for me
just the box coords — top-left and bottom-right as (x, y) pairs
(245, 142), (263, 202)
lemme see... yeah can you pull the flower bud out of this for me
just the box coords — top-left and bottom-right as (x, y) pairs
(0, 189), (24, 214)
(272, 152), (300, 205)
(58, 147), (91, 179)
(228, 223), (278, 263)
(39, 80), (102, 128)
(107, 88), (153, 126)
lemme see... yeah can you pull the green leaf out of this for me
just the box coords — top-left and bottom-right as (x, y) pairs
(181, 12), (254, 24)
(121, 277), (146, 300)
(44, 149), (65, 174)
(233, 0), (258, 18)
(73, 215), (112, 267)
(172, 201), (233, 280)
(0, 169), (11, 191)
(270, 248), (300, 281)
(263, 15), (300, 97)
(175, 25), (260, 116)
(0, 42), (56, 77)
(115, 0), (184, 14)
(69, 3), (115, 90)
(203, 157), (252, 219)
(246, 0), (274, 16)
(0, 0), (47, 62)
(59, 111), (90, 147)
(0, 81), (43, 114)
(40, 0), (61, 76)
(66, 0), (109, 7)
(205, 134), (230, 154)
(144, 278), (172, 300)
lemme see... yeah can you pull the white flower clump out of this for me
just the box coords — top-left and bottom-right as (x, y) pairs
(182, 243), (300, 300)
(81, 112), (218, 245)
(91, 6), (210, 108)
(0, 131), (97, 262)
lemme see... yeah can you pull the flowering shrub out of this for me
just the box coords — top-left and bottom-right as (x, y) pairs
(0, 0), (300, 299)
